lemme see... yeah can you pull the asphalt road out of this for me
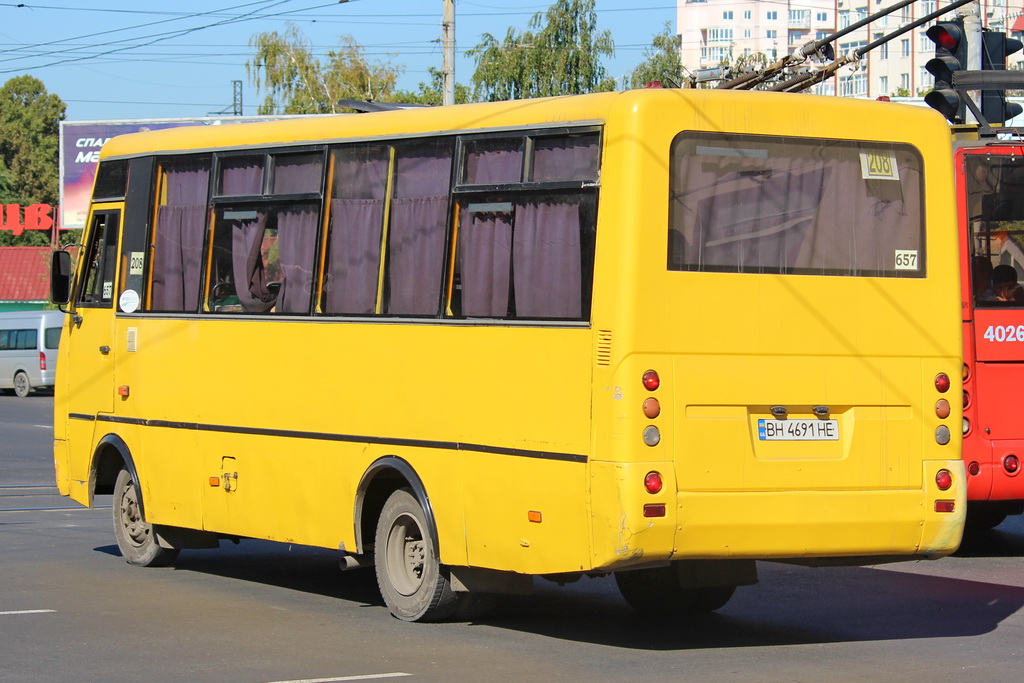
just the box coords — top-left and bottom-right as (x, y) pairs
(2, 393), (1024, 682)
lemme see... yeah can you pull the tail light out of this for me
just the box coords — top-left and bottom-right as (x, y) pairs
(642, 370), (660, 391)
(962, 390), (969, 409)
(935, 373), (951, 393)
(1005, 455), (1020, 474)
(644, 471), (663, 494)
(936, 469), (953, 491)
(39, 352), (46, 371)
(935, 398), (950, 419)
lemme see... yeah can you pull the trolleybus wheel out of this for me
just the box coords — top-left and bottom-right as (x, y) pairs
(112, 468), (179, 567)
(966, 502), (1008, 531)
(374, 488), (459, 622)
(12, 371), (30, 398)
(615, 566), (735, 616)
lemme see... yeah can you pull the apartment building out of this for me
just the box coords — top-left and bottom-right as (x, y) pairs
(678, 0), (1024, 98)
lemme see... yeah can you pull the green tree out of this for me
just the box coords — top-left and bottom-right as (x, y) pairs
(393, 67), (472, 106)
(247, 24), (404, 114)
(626, 22), (682, 90)
(468, 0), (615, 101)
(0, 76), (65, 247)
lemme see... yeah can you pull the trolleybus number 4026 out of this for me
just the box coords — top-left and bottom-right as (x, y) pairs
(982, 325), (1024, 343)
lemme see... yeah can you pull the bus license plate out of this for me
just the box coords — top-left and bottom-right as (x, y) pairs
(757, 419), (839, 441)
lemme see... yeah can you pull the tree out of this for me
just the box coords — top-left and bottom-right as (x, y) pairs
(468, 0), (615, 102)
(0, 76), (65, 247)
(626, 22), (682, 90)
(393, 67), (472, 106)
(247, 24), (404, 114)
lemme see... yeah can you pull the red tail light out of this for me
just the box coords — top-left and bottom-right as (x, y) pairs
(1005, 455), (1020, 474)
(936, 469), (953, 491)
(644, 471), (663, 494)
(642, 370), (660, 391)
(39, 352), (46, 371)
(935, 373), (950, 393)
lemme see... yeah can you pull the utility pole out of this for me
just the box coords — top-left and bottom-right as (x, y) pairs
(442, 0), (455, 106)
(962, 2), (982, 123)
(232, 80), (243, 116)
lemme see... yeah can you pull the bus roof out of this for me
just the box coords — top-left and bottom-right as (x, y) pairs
(98, 88), (952, 160)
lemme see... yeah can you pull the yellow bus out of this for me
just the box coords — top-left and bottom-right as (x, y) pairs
(51, 89), (965, 622)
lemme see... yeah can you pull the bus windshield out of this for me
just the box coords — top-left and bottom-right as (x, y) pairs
(966, 155), (1024, 307)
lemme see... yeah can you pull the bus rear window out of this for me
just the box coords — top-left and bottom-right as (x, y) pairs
(668, 132), (925, 277)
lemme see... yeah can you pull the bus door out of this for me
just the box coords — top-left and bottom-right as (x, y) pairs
(66, 208), (121, 485)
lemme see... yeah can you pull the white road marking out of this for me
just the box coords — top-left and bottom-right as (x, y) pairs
(0, 609), (56, 616)
(264, 674), (412, 683)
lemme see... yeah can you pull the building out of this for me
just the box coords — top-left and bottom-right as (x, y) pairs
(0, 247), (53, 311)
(679, 0), (1024, 99)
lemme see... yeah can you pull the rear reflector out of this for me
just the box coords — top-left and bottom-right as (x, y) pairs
(643, 504), (666, 518)
(528, 510), (542, 523)
(934, 500), (955, 513)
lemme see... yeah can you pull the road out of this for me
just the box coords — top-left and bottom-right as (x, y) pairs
(2, 393), (1024, 682)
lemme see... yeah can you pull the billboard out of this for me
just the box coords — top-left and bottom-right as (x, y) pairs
(59, 116), (286, 230)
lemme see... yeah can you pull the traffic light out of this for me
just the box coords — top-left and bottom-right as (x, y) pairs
(925, 19), (968, 123)
(980, 29), (1024, 125)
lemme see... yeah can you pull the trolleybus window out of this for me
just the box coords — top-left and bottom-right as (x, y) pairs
(668, 132), (925, 277)
(965, 155), (1024, 306)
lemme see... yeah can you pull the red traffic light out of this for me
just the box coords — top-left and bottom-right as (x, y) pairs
(927, 22), (964, 51)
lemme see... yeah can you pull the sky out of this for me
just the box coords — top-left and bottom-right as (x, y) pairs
(0, 0), (678, 122)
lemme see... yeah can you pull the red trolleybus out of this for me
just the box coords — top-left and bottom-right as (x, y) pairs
(957, 139), (1024, 528)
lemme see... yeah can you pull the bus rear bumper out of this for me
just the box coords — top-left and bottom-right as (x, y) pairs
(589, 460), (966, 571)
(670, 462), (966, 563)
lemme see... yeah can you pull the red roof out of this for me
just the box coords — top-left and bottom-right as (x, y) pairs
(1013, 15), (1024, 32)
(0, 247), (52, 302)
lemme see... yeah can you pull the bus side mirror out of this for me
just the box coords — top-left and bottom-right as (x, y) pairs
(51, 250), (72, 305)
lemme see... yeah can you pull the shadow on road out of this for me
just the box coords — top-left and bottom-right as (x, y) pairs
(95, 534), (1024, 650)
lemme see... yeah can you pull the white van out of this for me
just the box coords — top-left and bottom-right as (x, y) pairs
(0, 310), (64, 397)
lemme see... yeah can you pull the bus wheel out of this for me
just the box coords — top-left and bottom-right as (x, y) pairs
(374, 488), (459, 622)
(12, 371), (30, 398)
(615, 567), (735, 616)
(112, 468), (179, 567)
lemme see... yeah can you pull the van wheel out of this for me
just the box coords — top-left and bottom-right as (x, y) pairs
(12, 371), (30, 398)
(374, 488), (460, 622)
(112, 468), (179, 567)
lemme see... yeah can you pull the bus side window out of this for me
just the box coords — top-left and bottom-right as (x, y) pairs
(150, 157), (210, 313)
(78, 212), (120, 307)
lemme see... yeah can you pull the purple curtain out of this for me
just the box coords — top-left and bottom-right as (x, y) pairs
(692, 167), (828, 272)
(512, 200), (582, 318)
(277, 207), (319, 313)
(532, 136), (599, 183)
(464, 141), (522, 184)
(230, 211), (275, 313)
(386, 149), (453, 315)
(324, 148), (389, 314)
(220, 157), (263, 195)
(273, 155), (323, 194)
(459, 207), (513, 317)
(151, 161), (210, 311)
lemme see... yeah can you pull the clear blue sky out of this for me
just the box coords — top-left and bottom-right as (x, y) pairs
(0, 0), (677, 122)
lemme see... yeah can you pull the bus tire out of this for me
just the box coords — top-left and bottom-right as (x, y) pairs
(374, 488), (459, 622)
(615, 566), (735, 616)
(112, 468), (179, 567)
(12, 371), (30, 398)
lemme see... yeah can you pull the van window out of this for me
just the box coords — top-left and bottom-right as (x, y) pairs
(0, 329), (37, 350)
(45, 327), (61, 349)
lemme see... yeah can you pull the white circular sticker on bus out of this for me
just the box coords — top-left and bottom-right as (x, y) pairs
(119, 289), (140, 313)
